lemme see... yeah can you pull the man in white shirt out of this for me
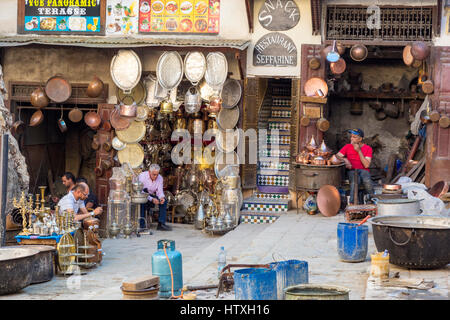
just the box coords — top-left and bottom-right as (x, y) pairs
(58, 182), (102, 221)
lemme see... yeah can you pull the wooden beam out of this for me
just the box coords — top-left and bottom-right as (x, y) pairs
(245, 0), (254, 33)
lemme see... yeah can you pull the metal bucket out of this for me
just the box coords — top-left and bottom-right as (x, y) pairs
(269, 260), (309, 300)
(284, 284), (350, 300)
(234, 268), (277, 300)
(337, 223), (368, 262)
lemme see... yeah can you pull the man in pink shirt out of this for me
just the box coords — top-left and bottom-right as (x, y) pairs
(138, 164), (171, 231)
(336, 128), (374, 204)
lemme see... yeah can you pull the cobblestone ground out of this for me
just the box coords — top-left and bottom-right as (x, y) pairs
(1, 211), (447, 300)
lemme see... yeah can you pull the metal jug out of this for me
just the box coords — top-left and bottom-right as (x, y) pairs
(185, 87), (202, 114)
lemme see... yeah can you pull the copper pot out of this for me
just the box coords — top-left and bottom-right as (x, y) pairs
(30, 87), (49, 109)
(411, 41), (430, 61)
(102, 141), (112, 152)
(110, 107), (131, 130)
(350, 44), (368, 62)
(119, 104), (137, 118)
(304, 77), (328, 97)
(84, 111), (102, 129)
(86, 76), (104, 98)
(29, 110), (44, 127)
(312, 156), (327, 165)
(316, 118), (330, 132)
(68, 107), (83, 123)
(421, 80), (434, 94)
(207, 96), (222, 114)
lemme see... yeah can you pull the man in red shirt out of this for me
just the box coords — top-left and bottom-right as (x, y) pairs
(336, 128), (374, 204)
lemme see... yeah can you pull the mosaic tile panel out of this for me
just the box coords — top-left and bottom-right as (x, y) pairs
(267, 135), (290, 145)
(257, 175), (289, 186)
(240, 215), (279, 224)
(259, 149), (290, 158)
(269, 122), (291, 131)
(254, 193), (290, 200)
(271, 110), (291, 118)
(243, 203), (288, 212)
(259, 161), (290, 171)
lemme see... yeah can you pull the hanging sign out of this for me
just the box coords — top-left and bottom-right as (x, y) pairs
(20, 0), (103, 34)
(258, 0), (300, 31)
(138, 0), (220, 34)
(253, 32), (297, 67)
(105, 0), (139, 35)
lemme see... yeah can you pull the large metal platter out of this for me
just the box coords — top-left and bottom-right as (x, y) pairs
(205, 52), (228, 90)
(110, 50), (142, 94)
(117, 80), (147, 105)
(156, 51), (184, 90)
(316, 185), (341, 217)
(115, 120), (146, 144)
(214, 151), (240, 178)
(112, 136), (127, 151)
(184, 51), (206, 85)
(221, 78), (242, 109)
(217, 106), (240, 130)
(118, 143), (145, 168)
(216, 129), (241, 153)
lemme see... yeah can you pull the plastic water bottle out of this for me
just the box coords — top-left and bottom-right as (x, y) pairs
(382, 249), (389, 257)
(218, 246), (226, 279)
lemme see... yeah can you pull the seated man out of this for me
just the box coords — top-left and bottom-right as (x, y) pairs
(51, 172), (76, 204)
(138, 164), (171, 231)
(75, 177), (99, 210)
(58, 182), (102, 222)
(336, 128), (374, 204)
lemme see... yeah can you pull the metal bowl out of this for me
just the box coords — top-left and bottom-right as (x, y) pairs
(0, 247), (39, 294)
(221, 78), (242, 109)
(184, 51), (206, 85)
(157, 51), (184, 90)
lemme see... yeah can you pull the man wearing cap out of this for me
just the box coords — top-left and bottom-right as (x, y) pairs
(336, 128), (374, 204)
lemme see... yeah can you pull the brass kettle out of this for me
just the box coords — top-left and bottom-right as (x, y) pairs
(160, 100), (173, 114)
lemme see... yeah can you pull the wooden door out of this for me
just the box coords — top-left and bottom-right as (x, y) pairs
(426, 46), (450, 187)
(298, 44), (327, 150)
(95, 104), (115, 237)
(241, 77), (267, 190)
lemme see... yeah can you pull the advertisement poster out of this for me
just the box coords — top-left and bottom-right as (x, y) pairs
(106, 0), (139, 35)
(22, 0), (101, 34)
(139, 0), (220, 34)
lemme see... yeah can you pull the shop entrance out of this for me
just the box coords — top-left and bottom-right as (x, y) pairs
(325, 46), (426, 188)
(11, 102), (98, 205)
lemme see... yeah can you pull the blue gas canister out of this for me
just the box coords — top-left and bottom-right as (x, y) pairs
(152, 239), (183, 298)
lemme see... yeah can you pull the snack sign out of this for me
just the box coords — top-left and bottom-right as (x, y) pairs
(22, 0), (102, 34)
(139, 0), (220, 34)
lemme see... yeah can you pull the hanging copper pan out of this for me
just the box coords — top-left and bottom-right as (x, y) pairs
(29, 109), (44, 127)
(45, 74), (72, 103)
(330, 58), (346, 75)
(84, 111), (102, 130)
(411, 41), (430, 61)
(304, 77), (328, 97)
(12, 108), (25, 135)
(308, 57), (321, 70)
(350, 44), (368, 62)
(402, 45), (415, 66)
(110, 107), (131, 130)
(86, 76), (104, 98)
(336, 42), (346, 55)
(68, 107), (83, 123)
(30, 87), (49, 109)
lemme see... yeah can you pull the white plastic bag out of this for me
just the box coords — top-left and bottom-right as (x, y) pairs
(407, 189), (446, 216)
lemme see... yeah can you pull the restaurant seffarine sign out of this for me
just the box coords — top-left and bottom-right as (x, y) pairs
(253, 32), (297, 67)
(20, 0), (103, 34)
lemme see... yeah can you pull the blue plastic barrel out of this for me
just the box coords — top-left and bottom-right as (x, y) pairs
(337, 223), (368, 262)
(234, 268), (277, 300)
(269, 260), (309, 300)
(152, 240), (183, 298)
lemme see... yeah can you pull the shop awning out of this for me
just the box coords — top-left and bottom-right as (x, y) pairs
(0, 35), (251, 51)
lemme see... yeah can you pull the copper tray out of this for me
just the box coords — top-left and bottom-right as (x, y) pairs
(402, 45), (414, 66)
(330, 58), (346, 75)
(45, 75), (72, 103)
(304, 77), (328, 97)
(115, 120), (146, 144)
(317, 185), (341, 217)
(110, 107), (131, 130)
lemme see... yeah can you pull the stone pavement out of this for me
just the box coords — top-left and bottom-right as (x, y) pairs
(1, 210), (448, 300)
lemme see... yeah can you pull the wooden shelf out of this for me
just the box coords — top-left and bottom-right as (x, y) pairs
(300, 96), (328, 104)
(329, 92), (426, 100)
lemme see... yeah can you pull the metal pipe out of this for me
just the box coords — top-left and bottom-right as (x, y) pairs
(0, 134), (9, 247)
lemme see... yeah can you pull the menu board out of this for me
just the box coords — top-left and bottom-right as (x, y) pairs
(21, 0), (102, 34)
(139, 0), (220, 34)
(106, 0), (139, 35)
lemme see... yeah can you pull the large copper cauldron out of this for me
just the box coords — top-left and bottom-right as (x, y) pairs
(294, 163), (344, 191)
